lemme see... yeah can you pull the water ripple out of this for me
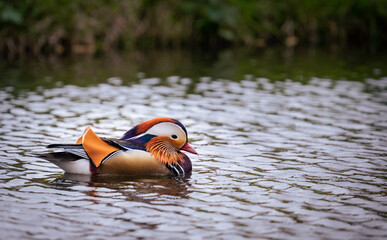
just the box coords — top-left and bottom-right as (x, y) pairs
(0, 76), (386, 239)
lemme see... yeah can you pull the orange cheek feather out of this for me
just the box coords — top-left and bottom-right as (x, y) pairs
(145, 136), (184, 165)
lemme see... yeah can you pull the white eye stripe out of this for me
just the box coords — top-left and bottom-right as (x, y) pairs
(145, 122), (186, 141)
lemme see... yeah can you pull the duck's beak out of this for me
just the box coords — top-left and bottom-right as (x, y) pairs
(181, 142), (198, 155)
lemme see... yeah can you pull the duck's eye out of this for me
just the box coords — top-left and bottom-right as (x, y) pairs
(171, 134), (178, 139)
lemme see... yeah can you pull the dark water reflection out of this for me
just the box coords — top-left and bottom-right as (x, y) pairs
(1, 48), (386, 90)
(0, 48), (386, 239)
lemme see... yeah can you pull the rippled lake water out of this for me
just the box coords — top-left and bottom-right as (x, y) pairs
(0, 49), (386, 239)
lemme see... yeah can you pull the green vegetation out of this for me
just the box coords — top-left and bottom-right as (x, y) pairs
(1, 0), (386, 57)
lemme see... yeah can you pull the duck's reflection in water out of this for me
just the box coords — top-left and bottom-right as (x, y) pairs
(54, 172), (192, 203)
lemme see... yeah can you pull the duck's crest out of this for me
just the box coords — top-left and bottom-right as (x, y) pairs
(121, 117), (187, 140)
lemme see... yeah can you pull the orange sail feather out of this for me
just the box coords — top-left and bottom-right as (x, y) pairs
(76, 127), (119, 167)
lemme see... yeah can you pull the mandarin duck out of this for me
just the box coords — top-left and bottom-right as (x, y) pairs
(38, 117), (197, 176)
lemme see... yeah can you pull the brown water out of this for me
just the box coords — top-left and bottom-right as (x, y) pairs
(0, 49), (386, 239)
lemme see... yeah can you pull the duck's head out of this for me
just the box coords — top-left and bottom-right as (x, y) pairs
(121, 117), (198, 165)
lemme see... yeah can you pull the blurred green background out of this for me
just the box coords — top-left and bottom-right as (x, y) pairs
(1, 0), (386, 57)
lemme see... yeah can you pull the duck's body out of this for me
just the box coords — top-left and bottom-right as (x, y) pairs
(38, 118), (197, 176)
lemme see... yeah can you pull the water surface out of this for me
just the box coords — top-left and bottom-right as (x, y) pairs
(0, 49), (386, 239)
